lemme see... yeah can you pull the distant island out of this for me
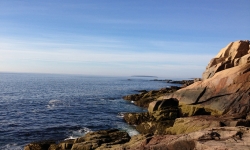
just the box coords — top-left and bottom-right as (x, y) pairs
(131, 75), (158, 78)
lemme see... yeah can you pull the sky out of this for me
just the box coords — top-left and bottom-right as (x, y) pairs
(0, 0), (249, 78)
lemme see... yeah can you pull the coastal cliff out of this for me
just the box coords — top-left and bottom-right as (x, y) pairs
(25, 40), (250, 150)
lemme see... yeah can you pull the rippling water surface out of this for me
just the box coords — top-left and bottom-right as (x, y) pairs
(0, 73), (178, 149)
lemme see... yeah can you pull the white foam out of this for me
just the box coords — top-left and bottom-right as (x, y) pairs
(47, 99), (64, 109)
(46, 104), (53, 109)
(49, 99), (61, 104)
(64, 136), (76, 140)
(2, 143), (22, 150)
(126, 128), (139, 136)
(76, 127), (92, 135)
(116, 123), (139, 137)
(64, 127), (92, 140)
(117, 112), (124, 118)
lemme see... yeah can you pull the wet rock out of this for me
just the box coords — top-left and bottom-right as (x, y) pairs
(24, 140), (56, 150)
(135, 90), (148, 93)
(71, 129), (130, 150)
(49, 139), (74, 150)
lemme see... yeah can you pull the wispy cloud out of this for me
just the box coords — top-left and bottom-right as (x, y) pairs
(1, 48), (213, 64)
(0, 37), (213, 77)
(0, 37), (214, 64)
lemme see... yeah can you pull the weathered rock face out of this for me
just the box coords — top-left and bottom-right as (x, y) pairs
(202, 40), (250, 80)
(165, 116), (223, 135)
(148, 98), (178, 113)
(159, 40), (250, 117)
(119, 127), (250, 150)
(148, 98), (179, 121)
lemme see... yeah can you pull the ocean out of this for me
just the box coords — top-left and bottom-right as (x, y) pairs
(0, 73), (180, 149)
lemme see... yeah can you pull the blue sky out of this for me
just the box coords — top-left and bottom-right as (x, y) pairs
(0, 0), (249, 78)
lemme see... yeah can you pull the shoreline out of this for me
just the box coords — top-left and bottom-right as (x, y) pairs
(25, 40), (250, 150)
(24, 74), (250, 150)
(24, 79), (193, 150)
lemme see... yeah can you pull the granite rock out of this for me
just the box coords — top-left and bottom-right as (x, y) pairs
(158, 40), (250, 117)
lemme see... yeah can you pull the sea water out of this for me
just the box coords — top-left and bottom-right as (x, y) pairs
(0, 73), (180, 149)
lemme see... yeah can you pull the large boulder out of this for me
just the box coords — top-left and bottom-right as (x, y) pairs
(124, 98), (179, 134)
(159, 40), (250, 117)
(123, 98), (179, 135)
(202, 40), (250, 79)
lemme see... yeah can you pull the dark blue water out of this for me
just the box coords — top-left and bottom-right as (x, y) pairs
(0, 73), (178, 149)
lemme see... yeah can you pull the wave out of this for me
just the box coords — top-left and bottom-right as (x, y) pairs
(47, 99), (71, 109)
(117, 112), (125, 118)
(47, 99), (62, 109)
(49, 99), (62, 103)
(65, 127), (92, 140)
(126, 128), (139, 137)
(116, 123), (139, 137)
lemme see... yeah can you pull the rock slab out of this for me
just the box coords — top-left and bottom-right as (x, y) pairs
(159, 40), (250, 117)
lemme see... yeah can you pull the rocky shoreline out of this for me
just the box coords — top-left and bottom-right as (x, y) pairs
(25, 40), (250, 150)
